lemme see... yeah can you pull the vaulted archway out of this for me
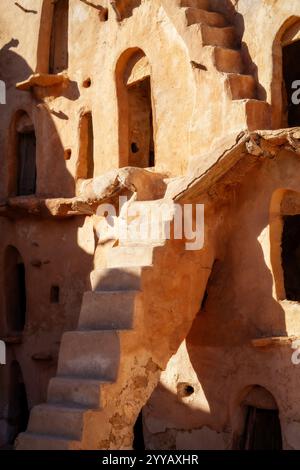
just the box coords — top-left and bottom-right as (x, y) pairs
(116, 48), (155, 169)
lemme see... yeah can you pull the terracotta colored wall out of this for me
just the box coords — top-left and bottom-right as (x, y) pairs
(0, 215), (94, 445)
(144, 148), (300, 450)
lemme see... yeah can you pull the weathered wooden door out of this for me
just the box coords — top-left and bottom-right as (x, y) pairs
(241, 406), (282, 450)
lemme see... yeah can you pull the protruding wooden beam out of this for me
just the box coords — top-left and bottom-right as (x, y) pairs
(251, 336), (299, 348)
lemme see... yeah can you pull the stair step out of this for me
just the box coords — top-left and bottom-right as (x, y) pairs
(16, 432), (77, 450)
(213, 46), (244, 73)
(78, 290), (139, 330)
(225, 73), (256, 100)
(201, 24), (239, 49)
(48, 376), (104, 408)
(184, 8), (227, 27)
(90, 267), (143, 291)
(108, 246), (154, 268)
(242, 99), (272, 131)
(57, 330), (120, 381)
(27, 404), (86, 440)
(180, 0), (210, 9)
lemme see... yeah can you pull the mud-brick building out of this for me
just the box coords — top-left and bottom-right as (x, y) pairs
(1, 0), (300, 450)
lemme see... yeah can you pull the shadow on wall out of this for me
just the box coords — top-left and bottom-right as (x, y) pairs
(183, 192), (287, 445)
(142, 383), (282, 450)
(142, 180), (288, 449)
(0, 39), (76, 198)
(6, 104), (76, 198)
(92, 267), (140, 297)
(0, 39), (94, 449)
(112, 0), (142, 20)
(0, 39), (32, 89)
(142, 382), (212, 450)
(34, 103), (76, 198)
(0, 215), (95, 447)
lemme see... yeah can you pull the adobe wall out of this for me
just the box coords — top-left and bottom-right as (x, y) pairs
(0, 214), (94, 446)
(0, 0), (300, 450)
(2, 0), (297, 187)
(227, 0), (300, 127)
(144, 147), (300, 450)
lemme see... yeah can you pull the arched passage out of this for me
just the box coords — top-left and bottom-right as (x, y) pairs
(272, 17), (300, 128)
(4, 246), (27, 333)
(116, 48), (155, 168)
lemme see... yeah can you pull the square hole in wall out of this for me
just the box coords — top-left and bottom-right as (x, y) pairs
(50, 285), (60, 304)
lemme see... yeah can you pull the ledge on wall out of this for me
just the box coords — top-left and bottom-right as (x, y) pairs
(0, 196), (94, 219)
(0, 168), (168, 219)
(1, 334), (23, 345)
(16, 73), (70, 98)
(251, 336), (300, 348)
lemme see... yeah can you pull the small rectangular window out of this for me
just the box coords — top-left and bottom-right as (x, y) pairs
(50, 285), (60, 304)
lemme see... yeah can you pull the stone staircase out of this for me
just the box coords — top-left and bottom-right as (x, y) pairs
(180, 0), (271, 129)
(16, 200), (174, 450)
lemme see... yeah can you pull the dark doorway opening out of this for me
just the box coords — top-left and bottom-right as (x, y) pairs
(282, 40), (300, 127)
(127, 77), (155, 168)
(8, 362), (29, 445)
(5, 246), (27, 332)
(49, 0), (69, 74)
(17, 131), (36, 196)
(240, 406), (282, 450)
(133, 410), (145, 450)
(281, 215), (300, 300)
(77, 112), (94, 179)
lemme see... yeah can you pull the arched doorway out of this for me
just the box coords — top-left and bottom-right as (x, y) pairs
(4, 246), (27, 333)
(7, 361), (29, 445)
(116, 48), (155, 168)
(234, 386), (282, 450)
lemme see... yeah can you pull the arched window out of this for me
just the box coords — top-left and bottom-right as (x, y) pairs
(15, 112), (36, 196)
(49, 0), (69, 74)
(273, 18), (300, 128)
(8, 361), (29, 444)
(4, 246), (27, 332)
(76, 112), (94, 179)
(116, 48), (155, 168)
